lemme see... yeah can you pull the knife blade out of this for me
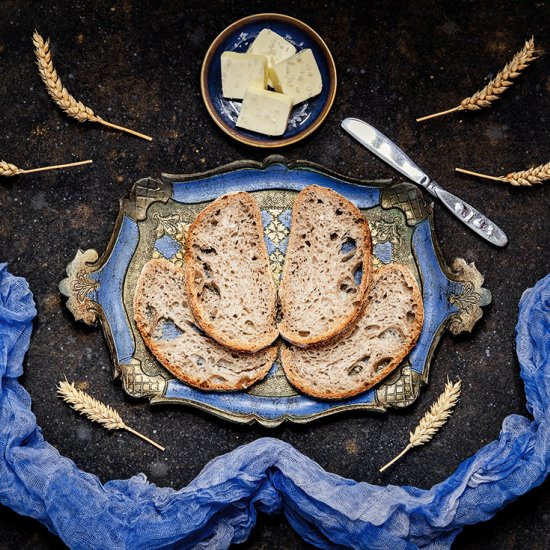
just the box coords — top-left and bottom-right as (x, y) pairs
(341, 117), (508, 247)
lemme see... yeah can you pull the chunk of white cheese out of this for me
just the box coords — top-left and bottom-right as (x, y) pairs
(236, 86), (292, 136)
(221, 52), (268, 100)
(270, 48), (323, 105)
(247, 29), (297, 71)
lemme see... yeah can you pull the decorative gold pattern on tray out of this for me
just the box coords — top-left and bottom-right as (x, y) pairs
(265, 212), (288, 243)
(381, 182), (430, 225)
(371, 213), (404, 245)
(376, 363), (421, 408)
(121, 359), (167, 399)
(153, 212), (182, 238)
(248, 361), (298, 397)
(122, 177), (172, 221)
(265, 208), (291, 284)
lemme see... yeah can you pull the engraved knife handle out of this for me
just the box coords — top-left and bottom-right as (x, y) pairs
(428, 183), (508, 247)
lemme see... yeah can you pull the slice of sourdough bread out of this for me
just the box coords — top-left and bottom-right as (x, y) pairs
(278, 185), (372, 347)
(185, 192), (278, 353)
(281, 264), (424, 400)
(134, 259), (277, 391)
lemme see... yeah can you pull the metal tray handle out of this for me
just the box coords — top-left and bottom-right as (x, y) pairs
(59, 249), (102, 326)
(447, 258), (491, 335)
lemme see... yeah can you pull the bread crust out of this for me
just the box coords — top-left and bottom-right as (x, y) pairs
(147, 339), (277, 392)
(280, 264), (424, 400)
(278, 185), (372, 348)
(184, 192), (278, 353)
(134, 259), (276, 391)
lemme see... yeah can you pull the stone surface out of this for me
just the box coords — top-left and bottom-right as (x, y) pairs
(0, 0), (549, 548)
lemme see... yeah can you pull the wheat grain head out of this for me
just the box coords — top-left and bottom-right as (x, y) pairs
(417, 37), (541, 121)
(456, 163), (550, 186)
(0, 161), (23, 177)
(501, 162), (550, 186)
(379, 379), (462, 471)
(33, 31), (152, 140)
(409, 379), (462, 447)
(57, 380), (125, 430)
(460, 37), (541, 111)
(33, 31), (100, 124)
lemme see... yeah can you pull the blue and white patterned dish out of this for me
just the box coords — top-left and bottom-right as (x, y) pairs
(200, 14), (337, 147)
(60, 157), (491, 426)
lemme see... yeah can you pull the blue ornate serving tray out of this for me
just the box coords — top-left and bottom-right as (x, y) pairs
(60, 156), (490, 427)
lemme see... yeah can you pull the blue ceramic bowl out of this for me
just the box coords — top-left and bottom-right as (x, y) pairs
(201, 13), (337, 147)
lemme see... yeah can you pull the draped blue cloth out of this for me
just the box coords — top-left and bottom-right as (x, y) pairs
(0, 261), (549, 549)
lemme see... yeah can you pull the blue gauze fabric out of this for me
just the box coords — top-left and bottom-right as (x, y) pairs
(0, 261), (549, 549)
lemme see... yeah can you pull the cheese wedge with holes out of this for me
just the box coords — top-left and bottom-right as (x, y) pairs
(221, 52), (268, 100)
(270, 48), (323, 105)
(236, 85), (293, 136)
(247, 29), (297, 71)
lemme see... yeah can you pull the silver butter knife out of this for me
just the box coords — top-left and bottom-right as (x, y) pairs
(341, 117), (508, 247)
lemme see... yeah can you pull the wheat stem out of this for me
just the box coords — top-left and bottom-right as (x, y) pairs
(97, 119), (153, 141)
(417, 37), (541, 122)
(379, 444), (413, 473)
(57, 380), (164, 451)
(124, 426), (165, 451)
(455, 168), (505, 182)
(20, 159), (93, 174)
(379, 379), (461, 472)
(1, 159), (92, 177)
(416, 107), (460, 122)
(33, 30), (152, 141)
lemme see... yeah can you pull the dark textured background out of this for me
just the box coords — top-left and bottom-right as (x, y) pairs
(0, 0), (549, 548)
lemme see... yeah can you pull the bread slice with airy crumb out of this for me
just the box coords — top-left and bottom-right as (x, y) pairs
(278, 185), (372, 348)
(281, 264), (424, 400)
(185, 192), (278, 353)
(134, 259), (277, 391)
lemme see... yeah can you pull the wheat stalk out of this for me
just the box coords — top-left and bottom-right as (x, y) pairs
(0, 159), (93, 177)
(379, 378), (461, 472)
(33, 31), (152, 141)
(57, 380), (165, 451)
(417, 37), (541, 122)
(456, 163), (550, 187)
